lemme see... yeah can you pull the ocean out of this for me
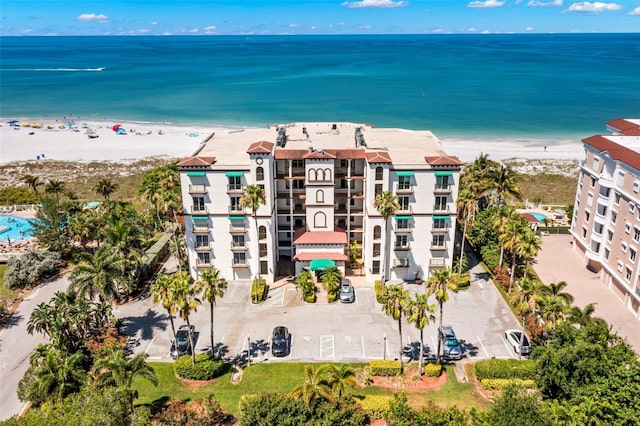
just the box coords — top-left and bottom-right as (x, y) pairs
(1, 34), (638, 140)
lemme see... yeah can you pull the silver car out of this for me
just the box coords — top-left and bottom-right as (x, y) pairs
(339, 279), (355, 303)
(505, 329), (532, 355)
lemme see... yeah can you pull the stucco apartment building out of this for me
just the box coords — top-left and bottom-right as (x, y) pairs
(571, 118), (640, 320)
(178, 122), (461, 284)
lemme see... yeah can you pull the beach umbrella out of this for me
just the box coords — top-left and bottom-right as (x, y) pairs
(112, 124), (121, 131)
(117, 127), (126, 134)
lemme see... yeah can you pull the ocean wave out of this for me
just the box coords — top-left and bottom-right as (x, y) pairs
(0, 67), (105, 72)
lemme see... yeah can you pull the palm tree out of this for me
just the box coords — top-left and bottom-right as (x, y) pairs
(502, 219), (526, 286)
(374, 190), (400, 283)
(92, 349), (157, 413)
(198, 267), (227, 357)
(27, 302), (54, 340)
(407, 293), (436, 374)
(426, 268), (459, 363)
(320, 364), (358, 398)
(70, 244), (128, 302)
(568, 303), (597, 328)
(23, 174), (42, 196)
(28, 348), (87, 405)
(509, 277), (543, 360)
(44, 179), (66, 203)
(290, 364), (333, 407)
(539, 281), (574, 331)
(94, 178), (118, 200)
(515, 227), (541, 280)
(320, 266), (341, 300)
(174, 271), (201, 365)
(151, 274), (180, 348)
(456, 188), (478, 275)
(239, 184), (266, 293)
(381, 284), (409, 373)
(486, 164), (521, 207)
(491, 206), (516, 268)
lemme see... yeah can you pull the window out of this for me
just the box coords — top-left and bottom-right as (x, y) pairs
(587, 193), (593, 207)
(635, 182), (640, 193)
(316, 190), (324, 203)
(197, 252), (210, 265)
(192, 196), (205, 212)
(434, 196), (447, 211)
(398, 176), (411, 190)
(230, 196), (241, 212)
(228, 176), (241, 191)
(375, 167), (383, 181)
(292, 159), (304, 168)
(635, 228), (640, 243)
(631, 248), (636, 263)
(604, 248), (610, 260)
(314, 212), (327, 228)
(375, 184), (383, 196)
(594, 223), (603, 235)
(625, 267), (632, 282)
(616, 171), (625, 186)
(596, 203), (607, 216)
(259, 243), (268, 257)
(398, 196), (410, 211)
(621, 242), (628, 253)
(616, 261), (623, 272)
(232, 235), (245, 248)
(432, 234), (445, 247)
(612, 211), (617, 224)
(631, 203), (636, 214)
(396, 218), (409, 230)
(373, 243), (381, 257)
(324, 168), (332, 181)
(585, 211), (590, 223)
(259, 226), (267, 240)
(582, 228), (587, 238)
(590, 241), (600, 253)
(433, 218), (447, 230)
(599, 186), (610, 197)
(293, 180), (304, 189)
(436, 175), (449, 190)
(593, 157), (600, 171)
(233, 252), (247, 266)
(608, 230), (614, 242)
(256, 166), (264, 181)
(372, 260), (380, 274)
(196, 235), (209, 248)
(260, 261), (268, 275)
(340, 159), (348, 168)
(373, 225), (382, 240)
(614, 192), (621, 205)
(625, 223), (631, 234)
(395, 235), (408, 249)
(590, 176), (596, 188)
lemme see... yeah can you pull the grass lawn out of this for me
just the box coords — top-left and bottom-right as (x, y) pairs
(0, 265), (6, 288)
(135, 361), (489, 416)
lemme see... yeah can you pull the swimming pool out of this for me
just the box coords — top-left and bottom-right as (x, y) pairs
(528, 212), (548, 222)
(0, 215), (35, 242)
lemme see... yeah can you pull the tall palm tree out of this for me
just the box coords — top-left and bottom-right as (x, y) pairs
(198, 267), (227, 357)
(509, 277), (543, 360)
(94, 178), (118, 201)
(426, 267), (459, 363)
(539, 281), (574, 331)
(381, 284), (409, 373)
(568, 303), (597, 328)
(23, 174), (42, 196)
(502, 219), (526, 286)
(515, 227), (541, 281)
(491, 206), (516, 268)
(151, 274), (180, 347)
(239, 184), (266, 293)
(320, 364), (358, 399)
(374, 190), (400, 283)
(290, 364), (333, 407)
(174, 271), (201, 365)
(486, 164), (521, 207)
(44, 179), (66, 203)
(28, 348), (87, 405)
(70, 244), (128, 302)
(456, 188), (478, 275)
(407, 293), (436, 375)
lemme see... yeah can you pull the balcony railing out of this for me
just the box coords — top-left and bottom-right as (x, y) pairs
(433, 184), (452, 194)
(227, 184), (243, 194)
(394, 226), (412, 234)
(394, 243), (410, 251)
(232, 261), (249, 268)
(430, 243), (448, 251)
(395, 183), (413, 195)
(228, 206), (245, 214)
(189, 184), (207, 194)
(229, 223), (246, 233)
(190, 206), (208, 214)
(393, 259), (410, 268)
(396, 205), (412, 215)
(429, 258), (446, 267)
(432, 226), (449, 234)
(195, 259), (212, 268)
(230, 242), (248, 251)
(433, 204), (450, 213)
(195, 244), (211, 252)
(192, 224), (210, 234)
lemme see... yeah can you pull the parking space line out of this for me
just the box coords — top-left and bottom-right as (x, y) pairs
(361, 336), (366, 359)
(289, 335), (293, 359)
(320, 335), (335, 360)
(500, 335), (514, 357)
(144, 336), (156, 355)
(477, 336), (490, 358)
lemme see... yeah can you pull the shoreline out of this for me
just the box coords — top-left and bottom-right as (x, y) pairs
(0, 116), (585, 164)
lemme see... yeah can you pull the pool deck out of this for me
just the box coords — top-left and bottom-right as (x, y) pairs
(0, 208), (38, 261)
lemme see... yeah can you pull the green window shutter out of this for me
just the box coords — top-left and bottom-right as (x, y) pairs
(309, 259), (336, 271)
(395, 171), (415, 177)
(434, 171), (453, 177)
(228, 215), (246, 220)
(433, 215), (450, 220)
(225, 171), (245, 177)
(187, 171), (206, 177)
(394, 215), (413, 220)
(192, 216), (209, 221)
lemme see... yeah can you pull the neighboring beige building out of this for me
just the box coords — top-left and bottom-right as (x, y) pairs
(571, 118), (640, 320)
(178, 122), (461, 284)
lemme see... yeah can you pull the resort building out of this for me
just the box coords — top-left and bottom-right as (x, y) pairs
(571, 118), (640, 320)
(178, 122), (461, 284)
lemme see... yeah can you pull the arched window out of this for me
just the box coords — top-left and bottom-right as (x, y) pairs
(316, 190), (324, 203)
(314, 212), (327, 228)
(324, 168), (331, 181)
(256, 166), (264, 181)
(258, 225), (267, 240)
(375, 167), (383, 181)
(373, 225), (382, 240)
(308, 169), (317, 181)
(316, 168), (325, 181)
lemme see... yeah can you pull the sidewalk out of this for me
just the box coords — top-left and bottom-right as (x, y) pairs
(533, 234), (640, 355)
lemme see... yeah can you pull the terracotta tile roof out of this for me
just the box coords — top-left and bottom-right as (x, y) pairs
(247, 141), (275, 154)
(424, 155), (463, 166)
(583, 135), (640, 171)
(519, 213), (539, 224)
(364, 151), (392, 163)
(329, 149), (367, 159)
(293, 229), (348, 245)
(303, 150), (337, 159)
(293, 251), (349, 261)
(274, 149), (309, 160)
(178, 156), (216, 167)
(274, 148), (367, 160)
(607, 118), (640, 136)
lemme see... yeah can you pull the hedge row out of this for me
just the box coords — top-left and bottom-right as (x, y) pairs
(480, 378), (536, 390)
(374, 280), (387, 303)
(475, 359), (536, 380)
(423, 363), (443, 378)
(174, 354), (227, 381)
(370, 360), (401, 377)
(358, 395), (392, 419)
(250, 278), (267, 304)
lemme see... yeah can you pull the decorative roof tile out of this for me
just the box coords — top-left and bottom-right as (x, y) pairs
(364, 151), (392, 163)
(293, 251), (349, 261)
(293, 229), (347, 245)
(583, 135), (640, 171)
(424, 155), (463, 166)
(247, 141), (275, 154)
(178, 156), (216, 167)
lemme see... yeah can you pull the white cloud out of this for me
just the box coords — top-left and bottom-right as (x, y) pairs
(525, 26), (534, 31)
(341, 0), (408, 9)
(150, 21), (159, 25)
(567, 2), (622, 12)
(528, 0), (562, 6)
(630, 6), (640, 15)
(358, 24), (374, 29)
(203, 25), (216, 31)
(288, 23), (300, 28)
(77, 13), (109, 22)
(467, 0), (505, 8)
(468, 27), (478, 32)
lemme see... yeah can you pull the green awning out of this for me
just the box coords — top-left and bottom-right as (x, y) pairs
(228, 215), (246, 220)
(394, 215), (412, 220)
(434, 171), (453, 177)
(433, 215), (450, 220)
(187, 171), (206, 177)
(192, 216), (208, 221)
(309, 259), (335, 271)
(395, 171), (415, 177)
(225, 171), (245, 177)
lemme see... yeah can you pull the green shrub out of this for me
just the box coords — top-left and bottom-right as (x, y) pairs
(475, 359), (537, 381)
(250, 278), (267, 304)
(327, 291), (337, 303)
(174, 354), (227, 381)
(370, 360), (401, 377)
(457, 272), (470, 290)
(4, 250), (61, 289)
(0, 188), (38, 205)
(303, 292), (316, 303)
(359, 395), (392, 419)
(423, 363), (443, 377)
(480, 378), (536, 390)
(374, 280), (387, 303)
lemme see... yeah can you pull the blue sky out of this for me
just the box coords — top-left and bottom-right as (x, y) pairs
(1, 0), (639, 36)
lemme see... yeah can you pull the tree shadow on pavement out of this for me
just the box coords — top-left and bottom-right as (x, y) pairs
(121, 308), (168, 340)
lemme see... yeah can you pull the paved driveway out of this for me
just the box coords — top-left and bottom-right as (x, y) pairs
(533, 234), (640, 355)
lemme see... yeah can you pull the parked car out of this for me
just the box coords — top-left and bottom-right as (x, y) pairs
(171, 325), (195, 359)
(271, 326), (291, 357)
(505, 329), (532, 355)
(339, 279), (355, 303)
(438, 325), (463, 360)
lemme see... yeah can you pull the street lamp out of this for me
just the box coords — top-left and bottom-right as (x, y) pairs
(247, 336), (251, 366)
(383, 333), (387, 360)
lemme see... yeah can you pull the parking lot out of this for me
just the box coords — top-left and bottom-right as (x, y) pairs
(114, 265), (521, 364)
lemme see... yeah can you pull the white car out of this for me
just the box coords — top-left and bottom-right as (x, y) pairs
(505, 329), (532, 355)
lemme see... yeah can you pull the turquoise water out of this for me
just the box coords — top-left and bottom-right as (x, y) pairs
(528, 212), (548, 222)
(0, 216), (34, 242)
(1, 34), (639, 139)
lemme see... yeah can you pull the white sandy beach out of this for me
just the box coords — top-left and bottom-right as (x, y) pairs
(0, 117), (585, 164)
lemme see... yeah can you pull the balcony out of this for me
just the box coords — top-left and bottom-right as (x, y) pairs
(195, 244), (211, 252)
(195, 259), (212, 268)
(229, 223), (247, 233)
(429, 258), (446, 267)
(188, 184), (207, 194)
(226, 184), (243, 194)
(277, 223), (291, 231)
(432, 226), (449, 234)
(232, 261), (249, 268)
(433, 204), (450, 213)
(192, 224), (210, 234)
(434, 184), (452, 194)
(396, 205), (412, 215)
(394, 226), (412, 234)
(430, 243), (448, 251)
(228, 206), (245, 215)
(393, 259), (410, 268)
(190, 206), (208, 214)
(231, 242), (248, 251)
(395, 183), (413, 195)
(394, 243), (410, 251)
